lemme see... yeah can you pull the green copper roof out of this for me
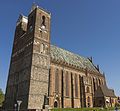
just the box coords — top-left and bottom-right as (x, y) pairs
(50, 45), (99, 73)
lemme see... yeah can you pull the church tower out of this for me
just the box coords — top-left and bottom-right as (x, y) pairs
(4, 5), (51, 110)
(27, 5), (51, 109)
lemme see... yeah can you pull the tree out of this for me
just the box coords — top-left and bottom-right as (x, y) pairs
(0, 88), (4, 107)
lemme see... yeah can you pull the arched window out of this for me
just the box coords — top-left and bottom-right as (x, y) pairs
(41, 16), (46, 27)
(65, 71), (69, 96)
(102, 80), (104, 85)
(86, 86), (90, 93)
(87, 96), (90, 103)
(96, 78), (98, 89)
(54, 101), (58, 108)
(40, 43), (44, 53)
(93, 78), (96, 92)
(55, 68), (59, 93)
(40, 43), (48, 54)
(75, 74), (78, 97)
(29, 16), (33, 31)
(87, 96), (90, 107)
(99, 79), (101, 85)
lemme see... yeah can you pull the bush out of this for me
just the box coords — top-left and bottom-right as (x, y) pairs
(0, 89), (4, 107)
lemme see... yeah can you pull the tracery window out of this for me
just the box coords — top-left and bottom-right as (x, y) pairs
(55, 68), (59, 93)
(87, 96), (90, 103)
(86, 86), (90, 93)
(75, 74), (78, 97)
(65, 71), (69, 96)
(40, 43), (48, 54)
(87, 96), (90, 107)
(41, 15), (46, 29)
(93, 78), (96, 92)
(96, 78), (98, 88)
(99, 79), (101, 85)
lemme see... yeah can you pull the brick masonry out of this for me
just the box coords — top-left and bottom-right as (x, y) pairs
(4, 5), (117, 110)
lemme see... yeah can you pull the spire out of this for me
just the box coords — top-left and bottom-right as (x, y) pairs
(88, 56), (93, 63)
(96, 64), (99, 72)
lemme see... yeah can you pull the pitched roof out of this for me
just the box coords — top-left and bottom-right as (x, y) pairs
(94, 85), (116, 98)
(50, 45), (99, 73)
(100, 85), (116, 97)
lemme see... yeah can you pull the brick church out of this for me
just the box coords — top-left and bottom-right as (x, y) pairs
(4, 5), (117, 110)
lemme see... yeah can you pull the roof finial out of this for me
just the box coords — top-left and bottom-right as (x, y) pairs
(88, 56), (93, 63)
(97, 64), (99, 71)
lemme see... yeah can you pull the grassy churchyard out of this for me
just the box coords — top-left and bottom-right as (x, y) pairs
(50, 107), (120, 111)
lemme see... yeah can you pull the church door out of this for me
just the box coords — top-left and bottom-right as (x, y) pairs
(54, 101), (58, 108)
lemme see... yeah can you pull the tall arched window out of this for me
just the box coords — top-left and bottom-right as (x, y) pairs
(96, 78), (98, 88)
(55, 68), (59, 93)
(99, 79), (101, 85)
(65, 71), (69, 96)
(93, 78), (96, 92)
(75, 74), (78, 97)
(41, 16), (46, 27)
(87, 96), (90, 103)
(29, 16), (33, 31)
(86, 86), (90, 93)
(87, 96), (90, 107)
(40, 43), (47, 54)
(40, 43), (44, 53)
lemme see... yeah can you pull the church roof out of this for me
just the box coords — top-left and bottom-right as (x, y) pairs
(100, 85), (116, 97)
(95, 85), (116, 97)
(50, 45), (99, 73)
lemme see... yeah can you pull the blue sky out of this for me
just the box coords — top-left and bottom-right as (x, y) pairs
(0, 0), (120, 96)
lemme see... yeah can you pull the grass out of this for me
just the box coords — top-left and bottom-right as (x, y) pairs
(50, 107), (120, 111)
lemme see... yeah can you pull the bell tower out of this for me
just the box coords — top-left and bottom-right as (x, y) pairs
(27, 5), (51, 109)
(4, 4), (51, 110)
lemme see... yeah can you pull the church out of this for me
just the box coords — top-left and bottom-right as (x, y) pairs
(4, 5), (117, 110)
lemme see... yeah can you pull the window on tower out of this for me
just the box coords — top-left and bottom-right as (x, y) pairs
(45, 45), (48, 54)
(29, 16), (33, 31)
(41, 15), (46, 29)
(42, 16), (45, 26)
(40, 43), (44, 53)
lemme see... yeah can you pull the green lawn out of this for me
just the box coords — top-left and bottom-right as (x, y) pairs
(50, 107), (120, 111)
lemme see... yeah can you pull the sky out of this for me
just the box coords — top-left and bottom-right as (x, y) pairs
(0, 0), (120, 96)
